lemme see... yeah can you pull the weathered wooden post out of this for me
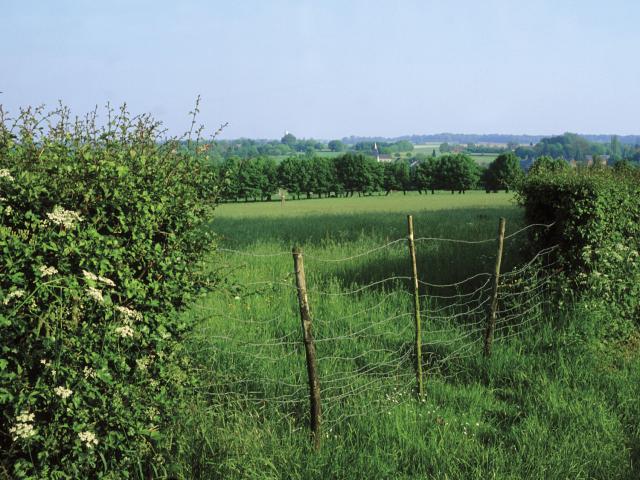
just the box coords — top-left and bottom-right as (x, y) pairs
(292, 247), (321, 449)
(407, 215), (425, 400)
(483, 217), (507, 358)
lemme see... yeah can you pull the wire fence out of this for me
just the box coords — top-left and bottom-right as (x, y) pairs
(189, 219), (558, 443)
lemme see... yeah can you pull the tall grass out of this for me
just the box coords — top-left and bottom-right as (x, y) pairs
(170, 192), (639, 479)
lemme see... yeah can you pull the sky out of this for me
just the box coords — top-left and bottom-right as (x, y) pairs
(1, 0), (639, 139)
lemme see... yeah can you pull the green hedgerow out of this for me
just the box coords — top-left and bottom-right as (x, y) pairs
(516, 166), (640, 333)
(0, 103), (220, 478)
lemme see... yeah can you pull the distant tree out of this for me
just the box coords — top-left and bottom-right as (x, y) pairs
(610, 135), (621, 162)
(413, 157), (438, 194)
(281, 133), (297, 146)
(328, 140), (345, 152)
(613, 158), (634, 174)
(434, 154), (480, 193)
(237, 158), (263, 201)
(395, 161), (411, 194)
(383, 162), (402, 194)
(256, 157), (278, 201)
(528, 155), (570, 175)
(439, 142), (452, 153)
(278, 156), (310, 199)
(368, 161), (385, 194)
(483, 152), (524, 192)
(382, 161), (410, 194)
(309, 156), (337, 197)
(334, 152), (378, 196)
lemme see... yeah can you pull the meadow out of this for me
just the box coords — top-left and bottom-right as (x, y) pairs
(172, 192), (640, 479)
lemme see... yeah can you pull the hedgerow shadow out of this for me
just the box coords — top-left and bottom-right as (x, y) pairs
(211, 205), (526, 292)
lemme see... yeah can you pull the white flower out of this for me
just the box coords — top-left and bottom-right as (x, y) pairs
(54, 386), (73, 399)
(46, 206), (83, 228)
(3, 289), (25, 305)
(115, 305), (142, 322)
(98, 276), (116, 287)
(39, 265), (59, 277)
(85, 287), (104, 303)
(115, 325), (135, 338)
(82, 270), (98, 281)
(83, 366), (96, 379)
(78, 430), (98, 448)
(0, 169), (14, 181)
(83, 270), (116, 287)
(16, 411), (35, 423)
(136, 357), (151, 371)
(9, 410), (37, 441)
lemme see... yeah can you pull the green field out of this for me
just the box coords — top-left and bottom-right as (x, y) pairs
(469, 153), (499, 165)
(413, 143), (441, 156)
(172, 192), (640, 479)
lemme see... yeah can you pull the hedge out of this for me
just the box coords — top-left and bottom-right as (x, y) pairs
(0, 105), (218, 478)
(516, 167), (640, 328)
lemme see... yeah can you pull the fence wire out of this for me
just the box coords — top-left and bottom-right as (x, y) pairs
(188, 224), (558, 432)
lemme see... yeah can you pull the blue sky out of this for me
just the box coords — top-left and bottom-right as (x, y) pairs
(2, 1), (639, 139)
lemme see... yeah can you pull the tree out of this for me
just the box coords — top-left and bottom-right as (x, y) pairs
(439, 142), (452, 153)
(278, 156), (309, 199)
(395, 161), (411, 194)
(610, 135), (621, 162)
(280, 132), (297, 146)
(237, 158), (263, 201)
(328, 140), (345, 152)
(413, 158), (437, 194)
(383, 162), (402, 194)
(219, 156), (242, 201)
(334, 152), (378, 196)
(528, 155), (569, 175)
(309, 156), (337, 197)
(434, 154), (480, 193)
(256, 157), (278, 201)
(483, 152), (524, 192)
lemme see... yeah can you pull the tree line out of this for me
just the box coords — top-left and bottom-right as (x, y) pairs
(215, 152), (526, 202)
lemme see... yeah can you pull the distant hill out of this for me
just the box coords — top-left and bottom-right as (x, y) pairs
(342, 133), (640, 145)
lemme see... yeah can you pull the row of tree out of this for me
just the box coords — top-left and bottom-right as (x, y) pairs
(216, 152), (526, 202)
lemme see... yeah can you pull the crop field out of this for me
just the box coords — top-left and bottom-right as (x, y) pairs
(173, 192), (640, 479)
(469, 153), (499, 165)
(413, 143), (441, 155)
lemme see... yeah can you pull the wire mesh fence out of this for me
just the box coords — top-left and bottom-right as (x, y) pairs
(188, 219), (558, 444)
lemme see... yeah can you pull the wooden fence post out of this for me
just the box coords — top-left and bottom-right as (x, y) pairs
(407, 215), (425, 400)
(483, 217), (507, 358)
(292, 247), (321, 449)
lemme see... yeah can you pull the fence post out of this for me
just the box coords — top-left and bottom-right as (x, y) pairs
(292, 247), (321, 449)
(407, 215), (425, 400)
(483, 217), (507, 358)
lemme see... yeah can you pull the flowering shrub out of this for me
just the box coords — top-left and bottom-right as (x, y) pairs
(0, 104), (219, 478)
(516, 167), (640, 329)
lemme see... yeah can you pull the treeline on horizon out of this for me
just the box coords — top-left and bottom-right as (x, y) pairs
(202, 132), (640, 164)
(342, 132), (640, 146)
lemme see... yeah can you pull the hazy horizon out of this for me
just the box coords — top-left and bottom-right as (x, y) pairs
(2, 0), (639, 139)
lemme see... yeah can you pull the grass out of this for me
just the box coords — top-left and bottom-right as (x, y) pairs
(169, 192), (640, 479)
